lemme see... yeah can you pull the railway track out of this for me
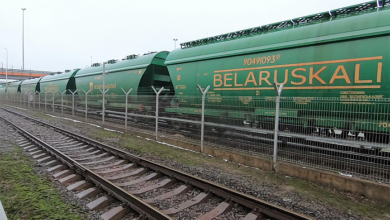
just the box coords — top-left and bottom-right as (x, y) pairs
(0, 108), (311, 220)
(12, 103), (390, 184)
(6, 103), (390, 184)
(67, 106), (390, 184)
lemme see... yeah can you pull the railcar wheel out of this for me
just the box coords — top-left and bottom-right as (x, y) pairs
(146, 112), (155, 124)
(172, 121), (182, 130)
(205, 125), (213, 131)
(214, 127), (227, 135)
(131, 111), (139, 123)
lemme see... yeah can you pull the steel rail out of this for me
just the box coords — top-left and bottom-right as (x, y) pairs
(0, 115), (171, 220)
(63, 108), (390, 163)
(35, 102), (389, 151)
(28, 105), (390, 183)
(1, 107), (312, 220)
(56, 105), (390, 151)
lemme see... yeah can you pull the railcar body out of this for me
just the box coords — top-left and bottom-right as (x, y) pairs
(164, 1), (390, 138)
(0, 83), (6, 94)
(7, 81), (23, 95)
(74, 51), (173, 111)
(20, 78), (41, 94)
(39, 70), (79, 94)
(39, 70), (79, 103)
(20, 78), (42, 102)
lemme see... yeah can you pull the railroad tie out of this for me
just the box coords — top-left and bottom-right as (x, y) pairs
(100, 206), (131, 220)
(76, 187), (101, 200)
(162, 192), (212, 215)
(195, 202), (234, 220)
(144, 185), (192, 204)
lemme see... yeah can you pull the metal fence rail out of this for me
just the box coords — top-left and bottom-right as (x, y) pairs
(0, 86), (389, 184)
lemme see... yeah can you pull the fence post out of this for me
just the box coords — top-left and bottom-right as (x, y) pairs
(60, 90), (66, 115)
(121, 88), (133, 131)
(197, 85), (210, 153)
(272, 82), (284, 171)
(33, 92), (36, 108)
(151, 86), (164, 141)
(98, 63), (108, 126)
(44, 92), (47, 112)
(52, 92), (57, 112)
(98, 88), (108, 126)
(38, 92), (41, 109)
(68, 89), (77, 117)
(82, 89), (91, 121)
(28, 92), (31, 108)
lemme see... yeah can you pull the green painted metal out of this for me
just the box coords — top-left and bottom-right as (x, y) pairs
(6, 81), (23, 94)
(39, 70), (79, 94)
(39, 70), (79, 103)
(21, 78), (42, 94)
(165, 9), (390, 97)
(166, 9), (390, 98)
(178, 1), (388, 51)
(74, 51), (173, 105)
(164, 2), (390, 132)
(254, 108), (298, 117)
(0, 83), (6, 94)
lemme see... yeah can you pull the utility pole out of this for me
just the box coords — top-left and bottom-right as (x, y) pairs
(0, 47), (9, 93)
(22, 8), (26, 71)
(173, 39), (178, 49)
(90, 56), (92, 66)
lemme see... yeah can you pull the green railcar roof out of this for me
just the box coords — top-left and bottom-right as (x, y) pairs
(21, 77), (42, 85)
(166, 1), (390, 65)
(75, 51), (169, 78)
(40, 70), (79, 83)
(8, 81), (23, 87)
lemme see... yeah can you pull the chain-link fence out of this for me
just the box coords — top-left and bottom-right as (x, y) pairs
(1, 87), (389, 184)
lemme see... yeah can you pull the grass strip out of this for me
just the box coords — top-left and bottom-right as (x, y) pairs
(0, 147), (83, 220)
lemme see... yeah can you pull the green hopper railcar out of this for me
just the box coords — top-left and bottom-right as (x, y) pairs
(39, 69), (80, 104)
(6, 81), (23, 95)
(20, 78), (41, 94)
(74, 51), (173, 111)
(0, 83), (6, 94)
(21, 78), (42, 103)
(164, 1), (390, 138)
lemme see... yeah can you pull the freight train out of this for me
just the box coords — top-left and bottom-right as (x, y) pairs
(2, 1), (390, 143)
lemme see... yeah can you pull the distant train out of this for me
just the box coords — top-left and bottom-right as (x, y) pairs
(2, 1), (390, 142)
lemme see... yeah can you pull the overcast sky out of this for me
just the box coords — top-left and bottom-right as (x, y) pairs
(1, 0), (369, 72)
